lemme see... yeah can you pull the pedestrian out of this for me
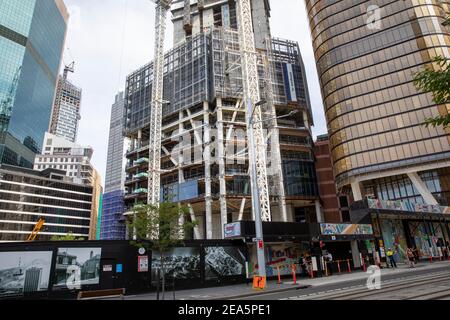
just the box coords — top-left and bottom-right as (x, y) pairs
(386, 248), (397, 268)
(299, 255), (307, 277)
(406, 248), (415, 268)
(413, 247), (420, 264)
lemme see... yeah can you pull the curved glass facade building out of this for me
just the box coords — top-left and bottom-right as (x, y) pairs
(306, 0), (450, 202)
(0, 0), (68, 168)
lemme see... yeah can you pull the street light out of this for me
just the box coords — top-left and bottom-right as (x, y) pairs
(246, 100), (300, 279)
(247, 98), (267, 279)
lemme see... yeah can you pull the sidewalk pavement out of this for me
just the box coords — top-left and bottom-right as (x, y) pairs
(109, 260), (450, 301)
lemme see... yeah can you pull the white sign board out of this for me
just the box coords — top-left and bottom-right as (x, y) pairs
(224, 222), (241, 238)
(311, 257), (318, 271)
(138, 256), (149, 273)
(103, 265), (113, 272)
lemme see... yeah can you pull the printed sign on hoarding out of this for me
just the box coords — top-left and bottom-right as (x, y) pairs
(320, 224), (374, 236)
(224, 222), (241, 238)
(138, 256), (149, 273)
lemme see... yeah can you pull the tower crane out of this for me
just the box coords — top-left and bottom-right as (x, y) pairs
(236, 0), (272, 223)
(147, 0), (173, 209)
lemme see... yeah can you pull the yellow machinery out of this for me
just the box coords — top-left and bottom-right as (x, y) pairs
(26, 218), (45, 241)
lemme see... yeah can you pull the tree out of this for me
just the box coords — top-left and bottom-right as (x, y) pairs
(50, 232), (84, 241)
(126, 202), (197, 300)
(413, 17), (450, 128)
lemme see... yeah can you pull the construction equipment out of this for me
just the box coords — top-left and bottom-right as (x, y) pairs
(236, 0), (271, 223)
(148, 0), (173, 209)
(63, 61), (75, 80)
(26, 218), (45, 241)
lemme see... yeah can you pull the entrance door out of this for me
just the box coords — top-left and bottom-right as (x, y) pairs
(100, 259), (116, 290)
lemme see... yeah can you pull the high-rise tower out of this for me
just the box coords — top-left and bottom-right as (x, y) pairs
(123, 0), (319, 240)
(101, 92), (127, 240)
(50, 63), (82, 143)
(0, 0), (69, 168)
(306, 0), (450, 260)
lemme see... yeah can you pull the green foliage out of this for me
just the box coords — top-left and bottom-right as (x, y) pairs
(127, 202), (197, 254)
(413, 17), (450, 128)
(50, 232), (84, 241)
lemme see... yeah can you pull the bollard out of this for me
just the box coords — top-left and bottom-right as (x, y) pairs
(347, 259), (352, 273)
(277, 266), (281, 284)
(292, 265), (297, 285)
(337, 260), (341, 274)
(430, 255), (433, 263)
(362, 258), (367, 272)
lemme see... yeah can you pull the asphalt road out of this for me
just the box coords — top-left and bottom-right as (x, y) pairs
(237, 264), (450, 300)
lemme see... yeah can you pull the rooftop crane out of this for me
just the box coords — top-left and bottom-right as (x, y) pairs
(26, 218), (45, 242)
(147, 0), (173, 212)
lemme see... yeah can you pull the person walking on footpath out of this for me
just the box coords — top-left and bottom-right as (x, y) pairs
(406, 248), (415, 268)
(387, 248), (397, 268)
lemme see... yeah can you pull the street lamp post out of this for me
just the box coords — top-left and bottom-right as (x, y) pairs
(247, 98), (266, 278)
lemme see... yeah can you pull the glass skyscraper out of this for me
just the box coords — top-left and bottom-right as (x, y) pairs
(100, 92), (127, 240)
(0, 0), (68, 168)
(306, 0), (450, 261)
(305, 0), (450, 203)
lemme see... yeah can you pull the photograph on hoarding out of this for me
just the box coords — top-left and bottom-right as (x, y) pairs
(0, 251), (53, 297)
(205, 246), (246, 280)
(151, 247), (200, 281)
(53, 248), (101, 290)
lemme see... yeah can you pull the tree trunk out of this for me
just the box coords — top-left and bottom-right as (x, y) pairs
(161, 251), (166, 300)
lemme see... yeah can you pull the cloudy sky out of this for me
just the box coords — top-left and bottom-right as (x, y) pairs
(63, 0), (326, 186)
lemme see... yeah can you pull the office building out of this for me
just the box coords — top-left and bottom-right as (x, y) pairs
(0, 164), (94, 242)
(314, 134), (351, 223)
(0, 0), (69, 168)
(34, 132), (95, 186)
(306, 0), (450, 260)
(101, 92), (127, 240)
(123, 0), (319, 240)
(49, 68), (82, 143)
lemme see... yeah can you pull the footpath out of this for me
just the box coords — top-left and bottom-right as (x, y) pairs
(105, 260), (450, 300)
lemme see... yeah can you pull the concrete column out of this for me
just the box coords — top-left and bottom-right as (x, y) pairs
(203, 102), (213, 239)
(138, 130), (142, 148)
(407, 172), (439, 205)
(351, 240), (361, 268)
(315, 200), (325, 223)
(217, 98), (228, 238)
(188, 204), (201, 240)
(351, 181), (363, 201)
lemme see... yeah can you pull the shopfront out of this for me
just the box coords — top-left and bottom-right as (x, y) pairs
(351, 199), (450, 263)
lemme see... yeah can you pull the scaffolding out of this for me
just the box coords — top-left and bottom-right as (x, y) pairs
(123, 26), (319, 239)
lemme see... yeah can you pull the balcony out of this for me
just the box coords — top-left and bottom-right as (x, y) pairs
(133, 172), (149, 180)
(133, 188), (148, 195)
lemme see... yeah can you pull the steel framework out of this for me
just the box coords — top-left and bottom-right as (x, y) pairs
(236, 0), (271, 222)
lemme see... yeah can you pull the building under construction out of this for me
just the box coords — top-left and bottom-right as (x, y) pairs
(123, 0), (320, 240)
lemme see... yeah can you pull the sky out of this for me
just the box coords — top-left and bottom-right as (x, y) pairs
(62, 0), (327, 186)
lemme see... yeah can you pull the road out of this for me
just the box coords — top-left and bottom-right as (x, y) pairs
(237, 264), (450, 300)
